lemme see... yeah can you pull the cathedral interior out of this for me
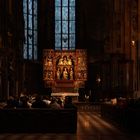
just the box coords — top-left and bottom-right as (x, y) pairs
(0, 0), (140, 139)
(0, 0), (140, 101)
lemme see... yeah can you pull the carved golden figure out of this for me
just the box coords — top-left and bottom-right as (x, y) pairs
(58, 57), (63, 65)
(56, 67), (61, 80)
(69, 67), (74, 80)
(67, 57), (72, 65)
(62, 67), (68, 80)
(63, 56), (68, 65)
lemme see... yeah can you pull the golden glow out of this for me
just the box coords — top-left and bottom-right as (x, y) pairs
(43, 49), (87, 90)
(131, 40), (135, 47)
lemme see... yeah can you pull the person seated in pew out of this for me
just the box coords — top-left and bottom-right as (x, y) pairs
(64, 96), (76, 109)
(17, 96), (31, 108)
(31, 95), (49, 108)
(50, 97), (61, 109)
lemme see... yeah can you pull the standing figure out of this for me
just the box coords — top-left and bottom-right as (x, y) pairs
(67, 56), (72, 65)
(58, 57), (63, 65)
(48, 71), (53, 80)
(47, 56), (53, 66)
(69, 67), (74, 80)
(63, 56), (68, 65)
(56, 67), (61, 80)
(62, 67), (68, 80)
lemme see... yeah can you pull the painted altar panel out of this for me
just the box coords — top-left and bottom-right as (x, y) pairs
(43, 49), (87, 89)
(43, 49), (54, 81)
(55, 51), (76, 81)
(76, 49), (87, 80)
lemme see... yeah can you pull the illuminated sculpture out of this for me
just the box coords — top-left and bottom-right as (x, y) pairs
(62, 67), (68, 80)
(43, 49), (87, 91)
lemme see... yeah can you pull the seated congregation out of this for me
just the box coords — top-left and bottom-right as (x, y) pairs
(101, 97), (140, 133)
(0, 94), (77, 133)
(2, 94), (76, 109)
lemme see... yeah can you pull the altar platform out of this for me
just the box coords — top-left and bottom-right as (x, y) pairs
(51, 92), (79, 102)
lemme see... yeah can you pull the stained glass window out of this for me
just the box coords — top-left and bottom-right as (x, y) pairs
(55, 0), (76, 50)
(23, 0), (38, 60)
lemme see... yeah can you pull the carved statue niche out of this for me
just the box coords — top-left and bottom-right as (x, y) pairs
(56, 54), (74, 80)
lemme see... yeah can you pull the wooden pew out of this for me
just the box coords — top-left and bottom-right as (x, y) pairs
(0, 108), (77, 133)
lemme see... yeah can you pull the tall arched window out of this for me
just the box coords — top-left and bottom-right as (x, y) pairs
(55, 0), (75, 50)
(23, 0), (38, 60)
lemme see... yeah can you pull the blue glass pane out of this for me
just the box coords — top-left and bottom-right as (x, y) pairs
(28, 15), (32, 29)
(62, 21), (68, 33)
(69, 21), (75, 33)
(55, 7), (61, 20)
(23, 0), (38, 60)
(34, 31), (37, 45)
(55, 0), (76, 51)
(62, 34), (68, 48)
(25, 29), (27, 43)
(28, 0), (32, 14)
(55, 21), (61, 33)
(62, 47), (68, 50)
(23, 0), (27, 13)
(69, 34), (75, 47)
(23, 44), (27, 59)
(55, 34), (61, 48)
(55, 0), (61, 6)
(62, 7), (68, 20)
(24, 14), (27, 29)
(29, 45), (32, 59)
(69, 0), (75, 6)
(69, 7), (75, 20)
(62, 0), (68, 6)
(34, 16), (37, 29)
(69, 47), (75, 50)
(34, 0), (37, 15)
(28, 30), (33, 44)
(55, 47), (61, 50)
(34, 45), (37, 60)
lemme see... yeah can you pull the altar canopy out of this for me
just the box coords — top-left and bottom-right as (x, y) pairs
(43, 49), (87, 92)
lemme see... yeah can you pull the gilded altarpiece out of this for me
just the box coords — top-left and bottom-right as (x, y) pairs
(43, 49), (87, 92)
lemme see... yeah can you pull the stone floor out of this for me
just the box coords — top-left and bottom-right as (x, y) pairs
(0, 104), (139, 140)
